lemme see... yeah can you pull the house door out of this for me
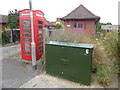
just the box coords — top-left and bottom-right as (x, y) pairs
(73, 22), (84, 32)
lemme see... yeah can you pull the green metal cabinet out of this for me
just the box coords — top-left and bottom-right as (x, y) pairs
(45, 41), (94, 85)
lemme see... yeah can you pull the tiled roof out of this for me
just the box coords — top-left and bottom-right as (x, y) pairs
(61, 4), (100, 21)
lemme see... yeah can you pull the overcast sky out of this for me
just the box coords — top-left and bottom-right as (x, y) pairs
(0, 0), (119, 25)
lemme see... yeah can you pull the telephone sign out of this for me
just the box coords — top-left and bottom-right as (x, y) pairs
(19, 9), (45, 61)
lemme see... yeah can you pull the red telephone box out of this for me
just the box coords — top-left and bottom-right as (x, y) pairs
(19, 9), (45, 61)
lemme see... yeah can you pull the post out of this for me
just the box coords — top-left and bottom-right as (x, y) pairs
(29, 0), (37, 70)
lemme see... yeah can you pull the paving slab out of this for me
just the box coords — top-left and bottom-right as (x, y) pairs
(20, 72), (119, 88)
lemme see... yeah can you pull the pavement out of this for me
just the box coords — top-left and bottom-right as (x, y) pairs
(1, 44), (20, 59)
(20, 72), (119, 88)
(20, 72), (93, 88)
(1, 44), (43, 88)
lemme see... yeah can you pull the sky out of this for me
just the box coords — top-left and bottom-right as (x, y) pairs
(0, 0), (119, 25)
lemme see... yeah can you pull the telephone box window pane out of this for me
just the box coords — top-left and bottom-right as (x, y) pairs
(39, 46), (43, 49)
(23, 34), (31, 37)
(23, 20), (30, 24)
(23, 29), (31, 33)
(38, 34), (42, 37)
(24, 47), (31, 51)
(38, 21), (43, 24)
(78, 23), (83, 28)
(24, 52), (31, 55)
(23, 25), (31, 28)
(38, 30), (43, 33)
(24, 43), (31, 46)
(39, 42), (43, 45)
(38, 50), (43, 54)
(38, 38), (43, 41)
(73, 23), (77, 28)
(24, 38), (31, 42)
(38, 25), (42, 29)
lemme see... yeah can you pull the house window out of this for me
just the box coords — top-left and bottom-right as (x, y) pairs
(73, 23), (84, 28)
(73, 23), (77, 28)
(78, 23), (83, 28)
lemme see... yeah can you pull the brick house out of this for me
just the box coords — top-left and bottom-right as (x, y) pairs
(0, 15), (8, 30)
(60, 4), (100, 37)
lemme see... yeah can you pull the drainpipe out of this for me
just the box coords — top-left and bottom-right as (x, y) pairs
(29, 0), (37, 70)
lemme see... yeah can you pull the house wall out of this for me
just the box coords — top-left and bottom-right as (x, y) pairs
(63, 20), (96, 37)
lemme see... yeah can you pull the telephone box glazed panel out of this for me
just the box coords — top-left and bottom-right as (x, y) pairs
(19, 9), (45, 61)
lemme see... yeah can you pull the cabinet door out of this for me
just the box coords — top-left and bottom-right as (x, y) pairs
(58, 46), (92, 85)
(45, 45), (63, 75)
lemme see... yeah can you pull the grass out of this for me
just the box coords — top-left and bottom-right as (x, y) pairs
(46, 30), (94, 44)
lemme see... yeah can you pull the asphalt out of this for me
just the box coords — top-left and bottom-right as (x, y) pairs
(1, 44), (20, 59)
(2, 44), (42, 88)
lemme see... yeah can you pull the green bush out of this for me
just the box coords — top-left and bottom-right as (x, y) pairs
(12, 30), (20, 42)
(55, 23), (62, 29)
(2, 30), (10, 45)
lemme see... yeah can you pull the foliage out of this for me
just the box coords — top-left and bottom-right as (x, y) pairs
(46, 30), (94, 44)
(4, 26), (11, 30)
(93, 44), (106, 68)
(96, 22), (103, 32)
(8, 9), (19, 29)
(93, 43), (113, 87)
(8, 9), (19, 43)
(96, 22), (112, 33)
(118, 30), (120, 72)
(97, 64), (112, 87)
(55, 23), (62, 29)
(2, 29), (10, 45)
(103, 31), (119, 71)
(0, 31), (2, 45)
(93, 30), (119, 87)
(12, 30), (20, 42)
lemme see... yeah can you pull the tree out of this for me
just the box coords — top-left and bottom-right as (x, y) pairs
(55, 23), (62, 29)
(96, 22), (112, 32)
(8, 9), (19, 43)
(96, 22), (102, 31)
(106, 22), (112, 25)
